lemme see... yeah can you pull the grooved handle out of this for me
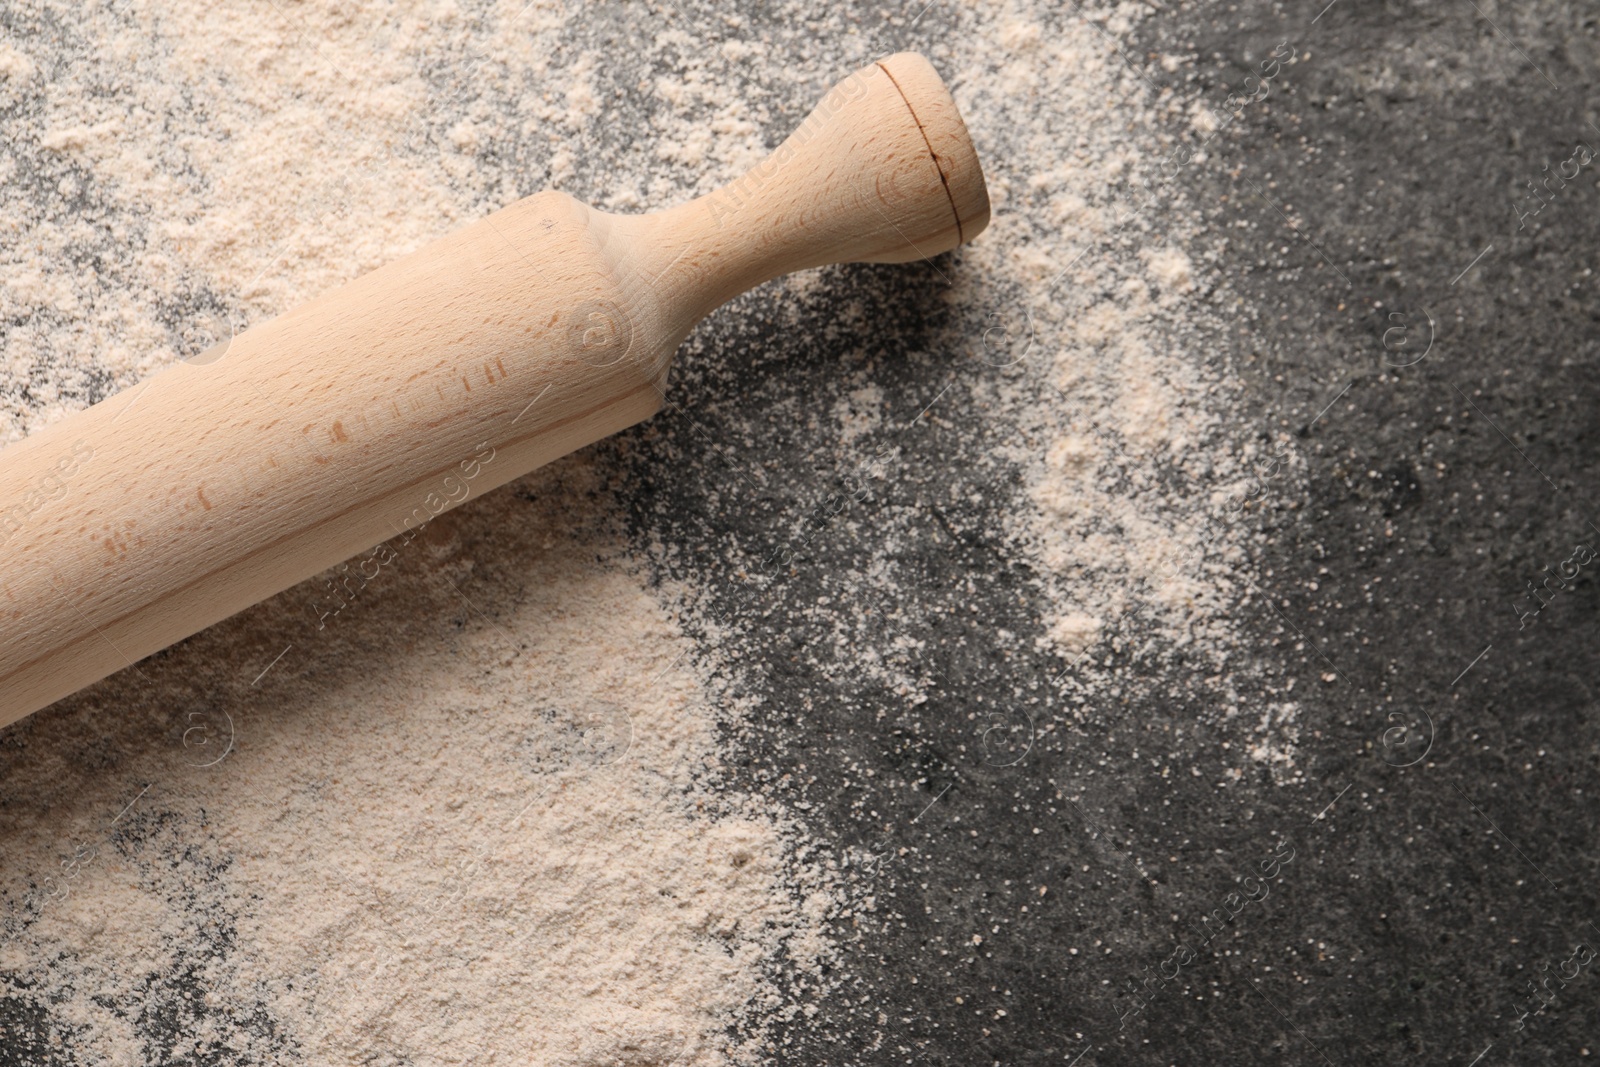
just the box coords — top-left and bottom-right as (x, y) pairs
(0, 52), (988, 728)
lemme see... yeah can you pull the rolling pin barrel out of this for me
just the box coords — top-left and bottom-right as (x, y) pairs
(0, 52), (989, 728)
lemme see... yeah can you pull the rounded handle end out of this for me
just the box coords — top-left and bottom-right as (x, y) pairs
(863, 52), (991, 262)
(682, 53), (992, 272)
(622, 53), (993, 320)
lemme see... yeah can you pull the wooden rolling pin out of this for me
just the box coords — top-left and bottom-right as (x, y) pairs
(0, 52), (988, 729)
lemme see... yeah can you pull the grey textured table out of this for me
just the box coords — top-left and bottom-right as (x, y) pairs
(3, 1), (1598, 1064)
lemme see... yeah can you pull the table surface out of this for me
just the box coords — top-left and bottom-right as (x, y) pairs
(3, 1), (1598, 1064)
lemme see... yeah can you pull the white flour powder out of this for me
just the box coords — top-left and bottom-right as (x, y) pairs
(0, 454), (840, 1065)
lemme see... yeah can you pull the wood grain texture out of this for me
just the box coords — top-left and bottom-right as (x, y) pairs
(0, 52), (989, 728)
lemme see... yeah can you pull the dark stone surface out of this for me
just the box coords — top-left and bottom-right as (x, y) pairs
(607, 2), (1600, 1065)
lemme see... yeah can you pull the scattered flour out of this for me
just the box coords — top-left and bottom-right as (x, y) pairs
(947, 2), (1300, 724)
(0, 454), (840, 1065)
